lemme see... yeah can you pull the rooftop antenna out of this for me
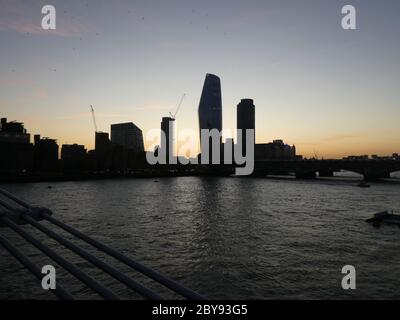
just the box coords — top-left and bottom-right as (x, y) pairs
(169, 93), (186, 119)
(90, 105), (98, 133)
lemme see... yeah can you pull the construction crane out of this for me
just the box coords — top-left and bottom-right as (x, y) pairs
(169, 93), (186, 119)
(90, 105), (98, 133)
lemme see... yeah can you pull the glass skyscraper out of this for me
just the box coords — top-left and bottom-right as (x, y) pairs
(198, 73), (222, 161)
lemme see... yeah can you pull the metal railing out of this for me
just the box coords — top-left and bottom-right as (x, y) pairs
(0, 188), (206, 300)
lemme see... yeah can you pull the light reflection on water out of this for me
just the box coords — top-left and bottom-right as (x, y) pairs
(1, 173), (400, 299)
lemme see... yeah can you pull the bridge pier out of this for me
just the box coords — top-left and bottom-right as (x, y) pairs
(295, 170), (316, 179)
(318, 170), (334, 177)
(251, 168), (268, 177)
(363, 171), (391, 181)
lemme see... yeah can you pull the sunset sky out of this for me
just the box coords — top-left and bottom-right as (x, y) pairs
(1, 0), (399, 158)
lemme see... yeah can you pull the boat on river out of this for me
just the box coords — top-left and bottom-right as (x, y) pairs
(366, 211), (400, 227)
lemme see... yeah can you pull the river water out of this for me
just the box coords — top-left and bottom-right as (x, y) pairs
(1, 173), (400, 300)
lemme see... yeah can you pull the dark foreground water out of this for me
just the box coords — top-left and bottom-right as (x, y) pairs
(1, 173), (400, 300)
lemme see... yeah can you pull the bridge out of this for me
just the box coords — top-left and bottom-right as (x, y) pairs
(252, 159), (400, 180)
(157, 159), (400, 181)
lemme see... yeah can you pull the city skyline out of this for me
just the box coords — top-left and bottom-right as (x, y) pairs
(1, 69), (399, 160)
(1, 0), (400, 158)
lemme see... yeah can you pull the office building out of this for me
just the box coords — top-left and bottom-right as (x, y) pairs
(111, 122), (144, 153)
(198, 73), (222, 162)
(95, 132), (110, 153)
(0, 118), (33, 173)
(161, 117), (175, 163)
(237, 99), (255, 157)
(61, 144), (87, 173)
(0, 118), (30, 144)
(255, 140), (296, 161)
(34, 135), (59, 172)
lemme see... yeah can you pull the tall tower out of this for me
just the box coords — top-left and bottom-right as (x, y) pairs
(198, 73), (222, 162)
(237, 99), (255, 157)
(161, 117), (176, 163)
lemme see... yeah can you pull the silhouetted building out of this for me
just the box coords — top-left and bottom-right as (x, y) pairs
(93, 132), (111, 172)
(0, 118), (33, 173)
(161, 117), (175, 163)
(222, 138), (234, 163)
(93, 124), (145, 173)
(111, 122), (144, 152)
(61, 144), (87, 173)
(0, 118), (30, 143)
(237, 99), (255, 157)
(343, 155), (369, 160)
(34, 135), (59, 172)
(255, 140), (296, 161)
(365, 154), (399, 161)
(95, 132), (110, 153)
(198, 73), (222, 162)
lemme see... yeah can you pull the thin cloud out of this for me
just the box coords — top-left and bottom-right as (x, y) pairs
(323, 134), (362, 142)
(0, 75), (33, 86)
(0, 21), (43, 34)
(132, 101), (176, 111)
(0, 0), (88, 37)
(0, 20), (86, 37)
(15, 87), (49, 103)
(295, 142), (319, 146)
(58, 101), (176, 120)
(57, 112), (125, 120)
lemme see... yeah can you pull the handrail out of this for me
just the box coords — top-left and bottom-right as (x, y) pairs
(0, 216), (119, 300)
(0, 187), (206, 300)
(42, 213), (206, 300)
(22, 214), (163, 300)
(0, 232), (74, 300)
(0, 188), (31, 208)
